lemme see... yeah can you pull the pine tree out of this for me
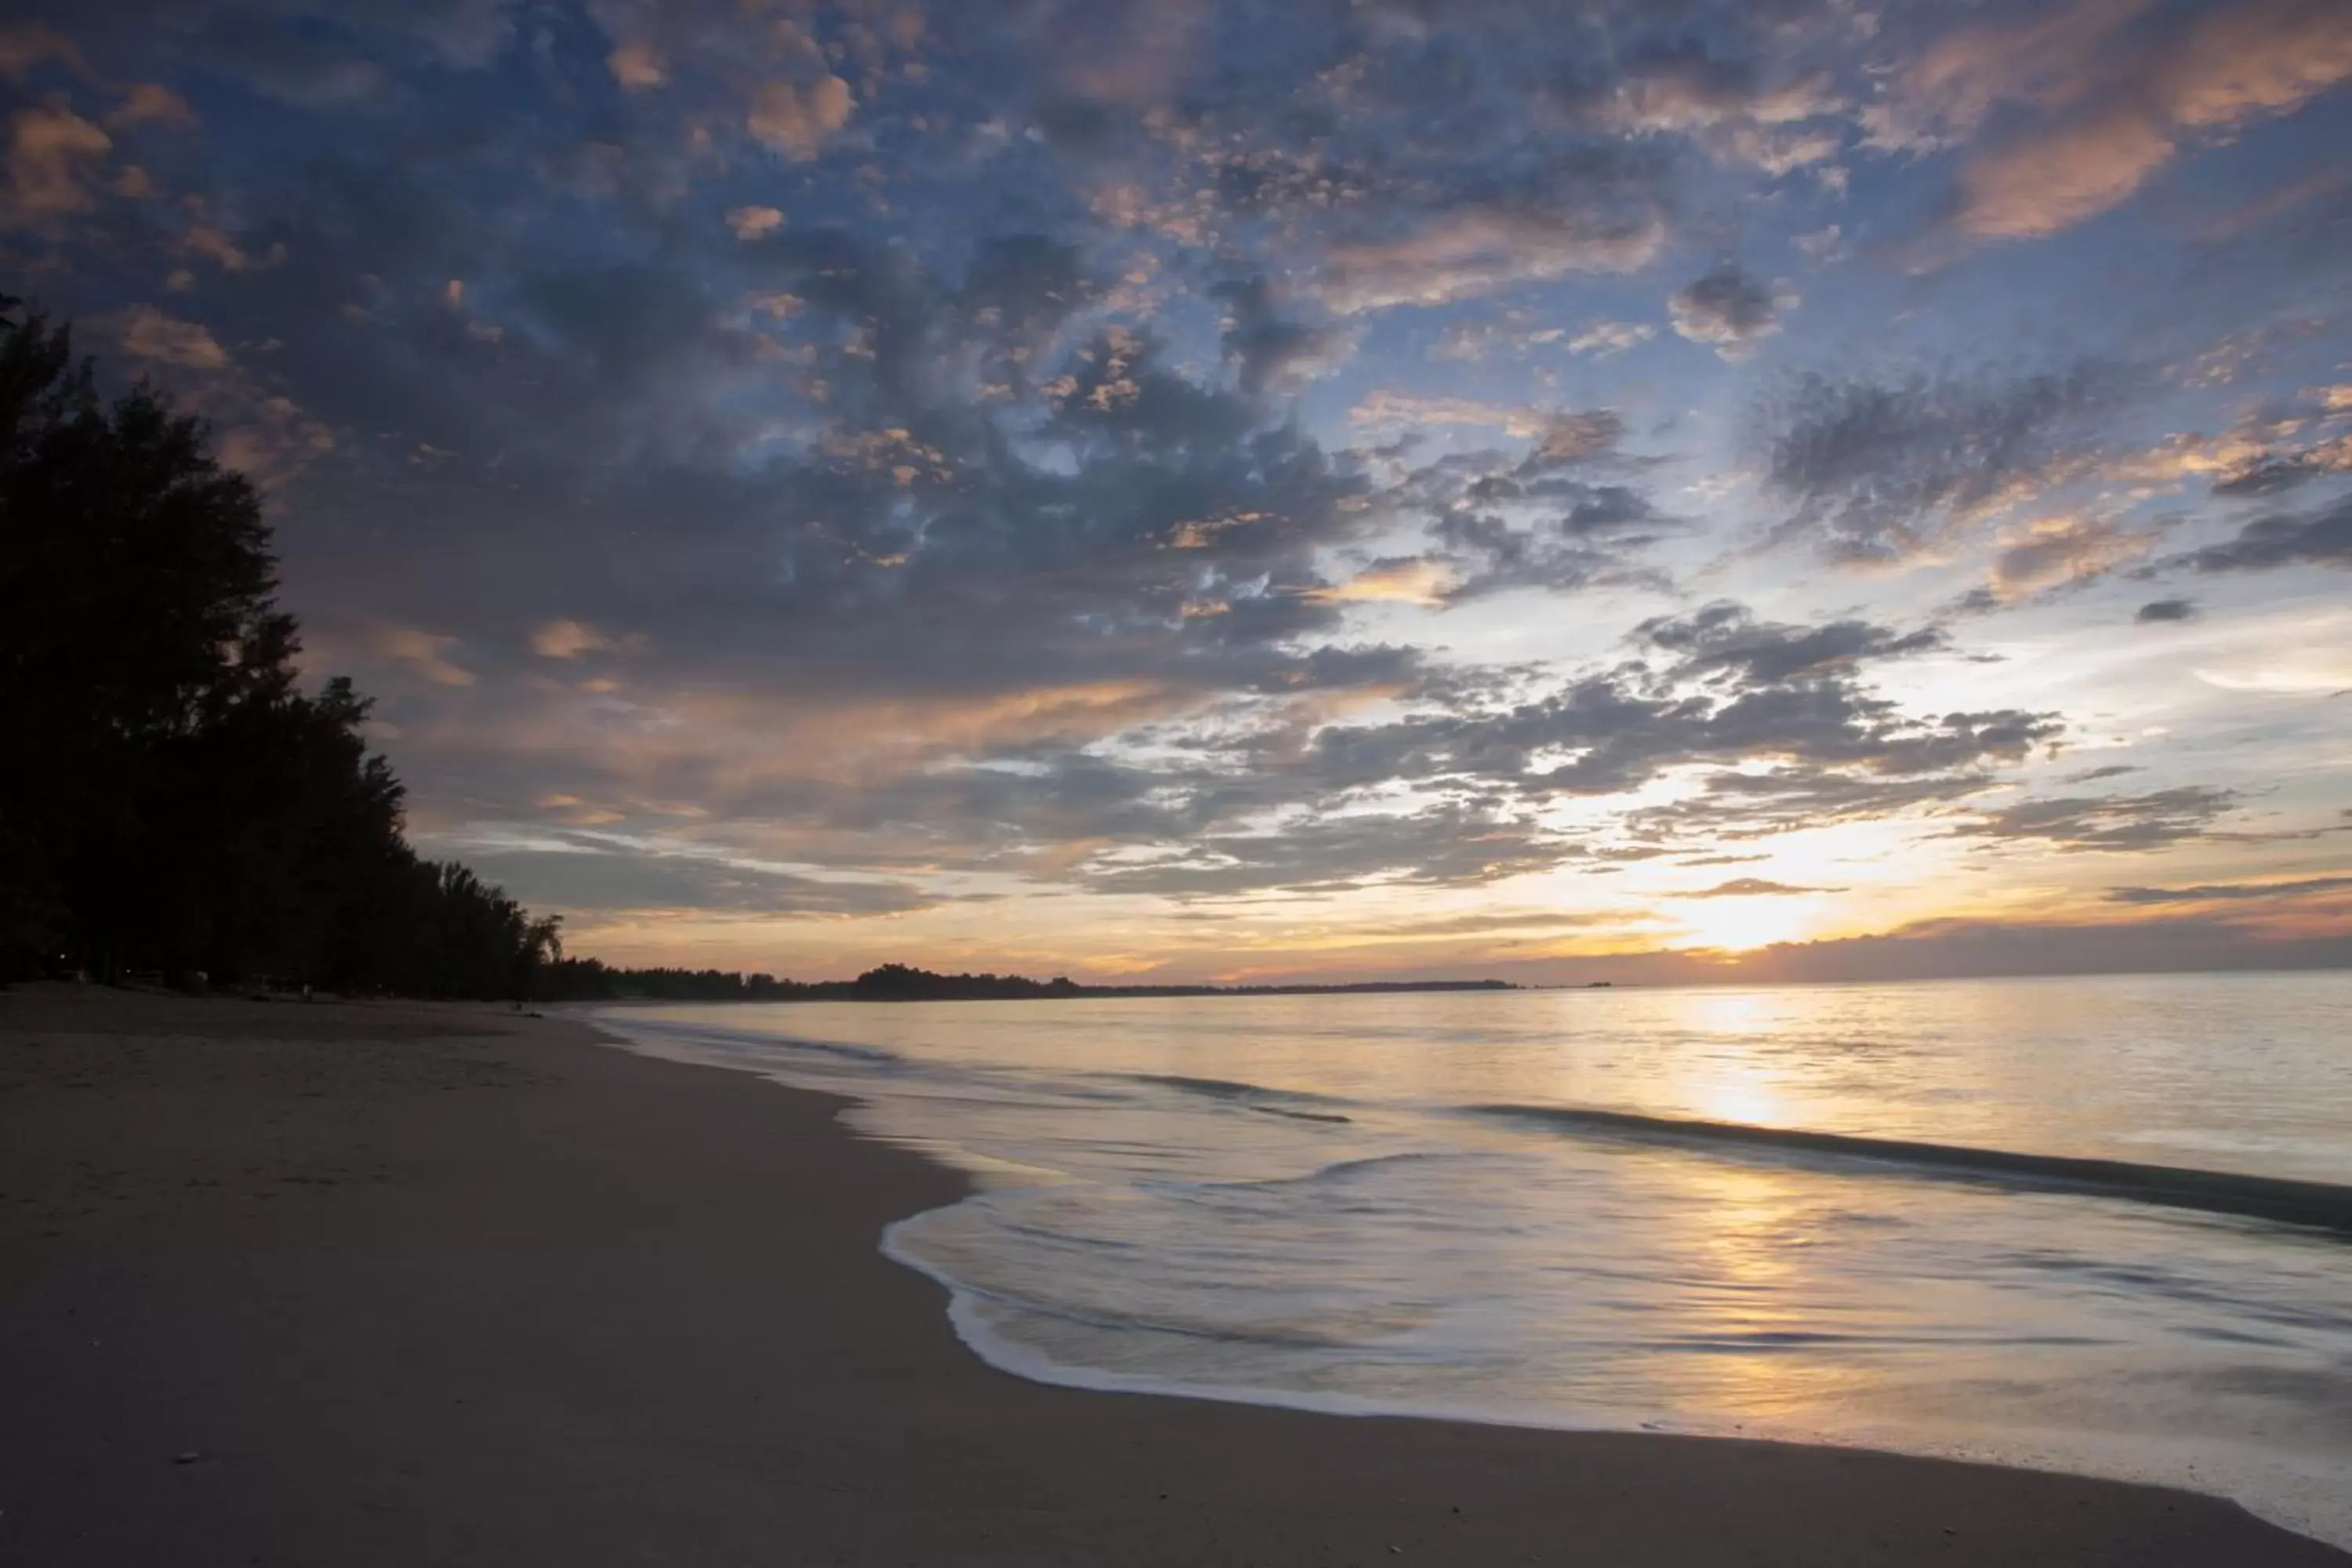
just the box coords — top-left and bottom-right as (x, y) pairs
(0, 292), (559, 996)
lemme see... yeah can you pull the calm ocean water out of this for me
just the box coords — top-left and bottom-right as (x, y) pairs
(594, 972), (2352, 1546)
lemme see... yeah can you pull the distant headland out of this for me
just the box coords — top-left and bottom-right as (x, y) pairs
(544, 960), (1518, 1004)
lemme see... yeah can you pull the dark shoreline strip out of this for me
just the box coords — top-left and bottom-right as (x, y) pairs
(1468, 1104), (2352, 1237)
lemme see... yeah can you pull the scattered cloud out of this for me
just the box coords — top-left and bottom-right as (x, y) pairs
(109, 303), (228, 369)
(1311, 559), (1457, 608)
(1214, 276), (1345, 394)
(2108, 875), (2352, 905)
(1568, 320), (1655, 358)
(1760, 362), (2127, 563)
(1639, 601), (1946, 685)
(1310, 138), (1675, 315)
(2172, 493), (2352, 573)
(726, 205), (785, 240)
(2210, 432), (2352, 496)
(746, 74), (853, 160)
(532, 619), (641, 660)
(1951, 106), (2176, 242)
(373, 626), (477, 688)
(2, 100), (109, 223)
(1700, 916), (2352, 985)
(1082, 804), (1571, 898)
(107, 82), (196, 130)
(459, 842), (935, 917)
(607, 38), (666, 90)
(1882, 0), (2352, 244)
(1352, 392), (1546, 438)
(1526, 410), (1626, 467)
(0, 23), (86, 83)
(1668, 260), (1793, 359)
(1987, 514), (2158, 600)
(1671, 877), (1845, 898)
(1950, 786), (2240, 853)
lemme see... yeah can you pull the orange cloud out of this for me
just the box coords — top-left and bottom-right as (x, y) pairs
(3, 100), (109, 223)
(1309, 560), (1457, 608)
(1987, 514), (2158, 599)
(747, 75), (853, 160)
(727, 205), (785, 240)
(183, 223), (254, 271)
(1320, 206), (1664, 314)
(212, 395), (336, 488)
(2159, 0), (2352, 130)
(1910, 0), (2352, 242)
(1866, 0), (2146, 152)
(607, 38), (666, 90)
(1348, 390), (1548, 438)
(1955, 107), (2176, 239)
(374, 626), (477, 688)
(532, 619), (645, 660)
(0, 24), (87, 83)
(107, 83), (197, 131)
(111, 303), (227, 369)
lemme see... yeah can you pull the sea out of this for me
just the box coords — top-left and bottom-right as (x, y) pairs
(593, 971), (2352, 1547)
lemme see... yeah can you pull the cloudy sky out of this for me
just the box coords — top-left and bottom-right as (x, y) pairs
(8, 0), (2352, 984)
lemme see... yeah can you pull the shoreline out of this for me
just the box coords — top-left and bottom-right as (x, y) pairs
(4, 986), (2343, 1566)
(600, 1000), (2352, 1548)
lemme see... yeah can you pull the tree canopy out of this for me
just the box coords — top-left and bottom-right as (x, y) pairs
(0, 293), (558, 996)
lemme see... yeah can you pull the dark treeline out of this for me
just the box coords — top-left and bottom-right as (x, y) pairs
(537, 961), (1083, 1003)
(0, 294), (559, 997)
(546, 960), (1515, 1004)
(540, 963), (806, 1003)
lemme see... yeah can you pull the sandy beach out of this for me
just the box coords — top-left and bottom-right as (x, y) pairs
(2, 986), (2342, 1568)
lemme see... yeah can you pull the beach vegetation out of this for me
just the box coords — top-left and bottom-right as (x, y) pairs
(0, 292), (561, 998)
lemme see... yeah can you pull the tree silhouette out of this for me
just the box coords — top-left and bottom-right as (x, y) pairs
(0, 291), (558, 997)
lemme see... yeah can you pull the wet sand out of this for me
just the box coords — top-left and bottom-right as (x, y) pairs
(2, 986), (2343, 1566)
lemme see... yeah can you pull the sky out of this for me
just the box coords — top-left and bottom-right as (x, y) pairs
(5, 0), (2352, 985)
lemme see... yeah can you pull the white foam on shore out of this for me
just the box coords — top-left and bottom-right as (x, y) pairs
(588, 1003), (2352, 1552)
(881, 1208), (2351, 1551)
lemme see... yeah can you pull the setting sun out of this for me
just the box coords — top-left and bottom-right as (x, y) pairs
(1668, 895), (1828, 955)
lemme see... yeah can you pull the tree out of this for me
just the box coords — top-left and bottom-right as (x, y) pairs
(0, 291), (557, 997)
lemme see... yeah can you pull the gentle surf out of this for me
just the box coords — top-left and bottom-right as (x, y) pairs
(599, 971), (2352, 1548)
